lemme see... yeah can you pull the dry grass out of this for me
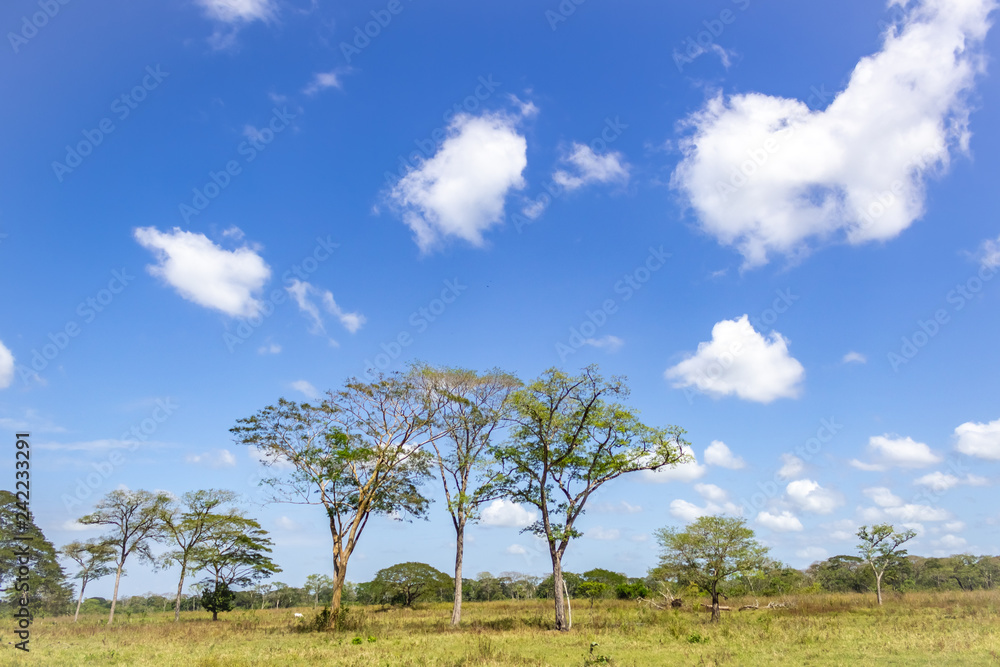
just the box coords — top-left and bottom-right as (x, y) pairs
(4, 590), (1000, 666)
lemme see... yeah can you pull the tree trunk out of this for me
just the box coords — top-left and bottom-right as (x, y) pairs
(212, 610), (218, 621)
(451, 518), (465, 626)
(173, 561), (187, 622)
(875, 571), (883, 605)
(74, 577), (88, 622)
(711, 584), (721, 623)
(108, 563), (123, 625)
(563, 577), (572, 630)
(551, 550), (569, 632)
(329, 561), (350, 628)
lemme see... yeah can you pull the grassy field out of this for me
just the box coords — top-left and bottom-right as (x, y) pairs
(4, 591), (1000, 666)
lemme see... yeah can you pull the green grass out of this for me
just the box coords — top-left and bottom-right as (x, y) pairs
(5, 590), (1000, 666)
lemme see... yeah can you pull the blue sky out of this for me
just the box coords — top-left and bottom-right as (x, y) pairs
(2, 0), (1000, 598)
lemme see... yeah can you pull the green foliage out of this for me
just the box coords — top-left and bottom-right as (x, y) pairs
(0, 490), (73, 615)
(614, 582), (650, 599)
(200, 581), (236, 620)
(360, 562), (452, 607)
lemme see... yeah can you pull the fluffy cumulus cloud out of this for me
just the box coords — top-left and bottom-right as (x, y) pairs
(587, 527), (621, 541)
(641, 448), (707, 483)
(670, 499), (741, 522)
(286, 279), (366, 341)
(134, 226), (271, 318)
(914, 471), (988, 492)
(757, 510), (804, 532)
(704, 440), (746, 469)
(857, 434), (943, 468)
(481, 499), (537, 528)
(778, 454), (805, 480)
(552, 143), (630, 192)
(861, 502), (951, 522)
(290, 380), (320, 400)
(389, 112), (527, 252)
(786, 479), (842, 514)
(694, 483), (729, 503)
(582, 335), (624, 353)
(954, 418), (1000, 459)
(671, 0), (996, 267)
(665, 315), (805, 403)
(0, 340), (14, 389)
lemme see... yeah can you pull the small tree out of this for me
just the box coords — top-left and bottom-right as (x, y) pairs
(655, 515), (769, 622)
(494, 366), (688, 631)
(303, 574), (333, 608)
(78, 489), (171, 625)
(60, 539), (116, 622)
(200, 581), (235, 620)
(369, 562), (451, 607)
(856, 523), (917, 605)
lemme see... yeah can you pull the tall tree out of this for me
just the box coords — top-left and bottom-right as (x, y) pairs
(78, 489), (171, 625)
(231, 371), (443, 627)
(494, 366), (688, 631)
(655, 515), (769, 622)
(160, 489), (240, 622)
(856, 523), (917, 605)
(191, 514), (280, 620)
(60, 539), (115, 622)
(0, 490), (72, 615)
(415, 364), (520, 625)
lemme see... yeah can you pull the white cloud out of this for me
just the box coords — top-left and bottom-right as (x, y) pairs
(0, 340), (13, 389)
(61, 520), (98, 532)
(778, 454), (805, 480)
(258, 343), (281, 355)
(506, 544), (529, 555)
(860, 503), (951, 522)
(868, 434), (943, 467)
(249, 445), (296, 471)
(669, 498), (741, 522)
(944, 520), (966, 532)
(786, 479), (842, 514)
(842, 351), (867, 364)
(275, 516), (299, 531)
(587, 527), (621, 541)
(671, 0), (994, 267)
(704, 440), (746, 469)
(665, 315), (805, 403)
(796, 546), (828, 561)
(757, 510), (804, 532)
(594, 500), (643, 514)
(185, 449), (237, 468)
(914, 471), (987, 492)
(694, 483), (729, 503)
(581, 335), (624, 352)
(954, 418), (1000, 460)
(978, 233), (1000, 269)
(291, 380), (320, 400)
(863, 486), (904, 508)
(936, 534), (968, 550)
(481, 499), (537, 528)
(303, 71), (342, 96)
(197, 0), (276, 23)
(134, 226), (271, 318)
(641, 449), (707, 483)
(824, 519), (858, 541)
(849, 459), (888, 472)
(286, 279), (365, 339)
(551, 143), (629, 192)
(389, 112), (527, 252)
